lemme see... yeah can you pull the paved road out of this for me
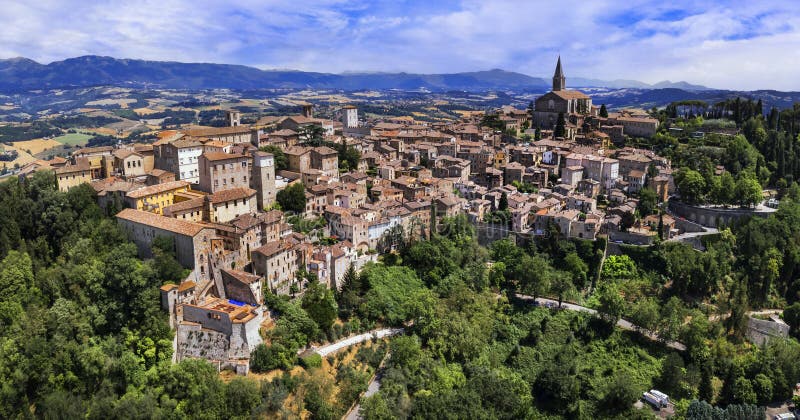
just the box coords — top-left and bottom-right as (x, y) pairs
(312, 328), (404, 357)
(514, 294), (687, 351)
(345, 371), (383, 420)
(666, 227), (719, 242)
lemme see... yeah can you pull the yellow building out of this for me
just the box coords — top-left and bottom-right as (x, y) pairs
(494, 151), (507, 169)
(124, 180), (191, 215)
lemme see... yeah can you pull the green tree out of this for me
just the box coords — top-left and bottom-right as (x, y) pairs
(597, 283), (625, 325)
(549, 271), (576, 307)
(302, 282), (338, 331)
(715, 172), (735, 204)
(360, 394), (394, 420)
(277, 182), (307, 213)
(734, 176), (762, 207)
(629, 297), (660, 332)
(563, 252), (588, 289)
(259, 145), (288, 170)
(225, 377), (262, 417)
(783, 302), (800, 338)
(752, 373), (773, 405)
(676, 169), (706, 204)
(554, 113), (566, 138)
(599, 104), (608, 118)
(731, 377), (756, 405)
(518, 255), (552, 300)
(488, 262), (506, 288)
(337, 144), (361, 172)
(637, 187), (658, 217)
(602, 369), (639, 413)
(498, 192), (508, 211)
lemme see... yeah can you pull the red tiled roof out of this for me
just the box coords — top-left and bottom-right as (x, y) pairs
(126, 180), (190, 199)
(117, 208), (208, 236)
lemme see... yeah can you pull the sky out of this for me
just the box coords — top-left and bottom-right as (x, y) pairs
(2, 0), (799, 90)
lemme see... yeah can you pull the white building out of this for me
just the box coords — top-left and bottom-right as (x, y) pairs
(343, 105), (358, 128)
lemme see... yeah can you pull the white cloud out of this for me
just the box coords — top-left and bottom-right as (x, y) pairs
(0, 0), (798, 89)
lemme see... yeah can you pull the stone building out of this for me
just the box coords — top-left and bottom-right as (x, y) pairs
(198, 152), (252, 193)
(533, 57), (593, 130)
(115, 209), (216, 277)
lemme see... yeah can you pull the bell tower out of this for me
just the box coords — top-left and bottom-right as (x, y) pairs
(553, 56), (566, 92)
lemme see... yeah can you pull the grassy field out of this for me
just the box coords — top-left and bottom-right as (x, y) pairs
(11, 138), (62, 155)
(53, 132), (93, 146)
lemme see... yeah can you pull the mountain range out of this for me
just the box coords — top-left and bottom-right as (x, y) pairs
(0, 55), (712, 92)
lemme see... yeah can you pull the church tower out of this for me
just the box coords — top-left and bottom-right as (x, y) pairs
(553, 56), (566, 92)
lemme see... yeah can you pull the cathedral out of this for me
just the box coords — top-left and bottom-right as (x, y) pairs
(533, 57), (594, 132)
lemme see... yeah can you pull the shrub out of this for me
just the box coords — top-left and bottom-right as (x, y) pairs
(300, 353), (322, 369)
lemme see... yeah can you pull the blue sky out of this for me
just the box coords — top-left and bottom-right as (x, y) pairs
(2, 0), (799, 90)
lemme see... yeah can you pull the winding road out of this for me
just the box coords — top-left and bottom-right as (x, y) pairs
(311, 328), (405, 357)
(514, 294), (687, 351)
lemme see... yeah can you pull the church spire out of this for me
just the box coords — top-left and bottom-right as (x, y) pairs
(553, 56), (566, 91)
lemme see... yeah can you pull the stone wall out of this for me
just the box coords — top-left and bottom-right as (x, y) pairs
(746, 316), (790, 346)
(176, 323), (229, 361)
(668, 200), (773, 228)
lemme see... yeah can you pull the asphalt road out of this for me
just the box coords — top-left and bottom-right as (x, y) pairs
(514, 293), (687, 351)
(312, 328), (404, 357)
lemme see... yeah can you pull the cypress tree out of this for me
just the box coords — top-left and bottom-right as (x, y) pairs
(599, 104), (608, 118)
(554, 112), (566, 138)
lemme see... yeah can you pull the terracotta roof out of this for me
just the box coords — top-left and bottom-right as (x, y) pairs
(178, 281), (196, 292)
(222, 269), (261, 285)
(202, 152), (248, 162)
(550, 90), (591, 100)
(208, 187), (256, 204)
(313, 146), (337, 156)
(203, 140), (229, 148)
(54, 157), (91, 174)
(230, 213), (261, 230)
(284, 146), (310, 156)
(126, 180), (190, 199)
(253, 240), (293, 258)
(163, 197), (203, 213)
(184, 126), (253, 136)
(113, 149), (142, 160)
(116, 208), (208, 236)
(160, 283), (177, 292)
(73, 146), (113, 155)
(260, 210), (283, 224)
(171, 137), (204, 148)
(270, 129), (298, 136)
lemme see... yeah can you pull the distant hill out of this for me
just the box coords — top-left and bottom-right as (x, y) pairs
(590, 87), (800, 111)
(570, 77), (712, 91)
(0, 55), (716, 92)
(0, 56), (552, 92)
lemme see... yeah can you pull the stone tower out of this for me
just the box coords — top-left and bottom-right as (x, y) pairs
(301, 104), (314, 119)
(342, 105), (358, 129)
(250, 150), (276, 210)
(553, 56), (566, 92)
(226, 110), (241, 127)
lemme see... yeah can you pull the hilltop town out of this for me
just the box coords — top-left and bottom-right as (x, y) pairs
(11, 58), (678, 368)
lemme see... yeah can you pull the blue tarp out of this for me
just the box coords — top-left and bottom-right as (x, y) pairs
(228, 299), (246, 307)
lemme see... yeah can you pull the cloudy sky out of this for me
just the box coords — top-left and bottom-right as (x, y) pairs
(2, 0), (799, 90)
